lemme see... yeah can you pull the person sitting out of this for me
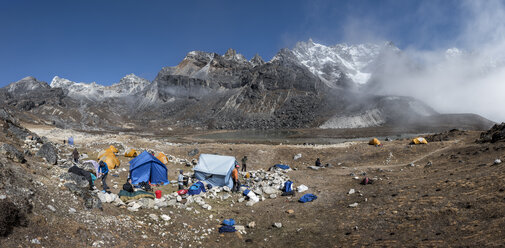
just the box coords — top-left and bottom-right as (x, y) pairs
(123, 178), (134, 193)
(315, 158), (322, 167)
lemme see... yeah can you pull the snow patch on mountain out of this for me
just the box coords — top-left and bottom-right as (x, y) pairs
(292, 39), (396, 87)
(320, 108), (386, 129)
(50, 74), (150, 100)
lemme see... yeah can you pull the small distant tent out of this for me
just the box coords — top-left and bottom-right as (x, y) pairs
(125, 148), (138, 157)
(155, 152), (169, 164)
(193, 154), (237, 188)
(412, 137), (428, 144)
(68, 137), (74, 145)
(129, 151), (169, 185)
(369, 138), (381, 146)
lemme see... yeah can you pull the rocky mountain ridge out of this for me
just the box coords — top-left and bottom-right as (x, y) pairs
(0, 40), (495, 131)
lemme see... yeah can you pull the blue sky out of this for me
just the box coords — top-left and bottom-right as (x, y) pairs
(0, 0), (469, 86)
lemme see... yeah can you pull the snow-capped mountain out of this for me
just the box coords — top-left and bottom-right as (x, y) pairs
(292, 39), (399, 87)
(0, 40), (494, 131)
(50, 74), (150, 100)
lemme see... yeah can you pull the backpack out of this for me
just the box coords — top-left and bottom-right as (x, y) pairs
(283, 181), (293, 193)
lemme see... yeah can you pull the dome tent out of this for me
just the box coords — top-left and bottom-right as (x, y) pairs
(193, 154), (237, 188)
(125, 148), (138, 157)
(155, 152), (169, 164)
(412, 137), (428, 144)
(129, 151), (168, 185)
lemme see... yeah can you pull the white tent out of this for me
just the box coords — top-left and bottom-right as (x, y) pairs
(193, 154), (236, 188)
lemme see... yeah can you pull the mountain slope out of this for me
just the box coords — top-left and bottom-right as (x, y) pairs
(0, 41), (495, 131)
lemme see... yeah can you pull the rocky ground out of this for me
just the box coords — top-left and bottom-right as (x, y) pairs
(0, 112), (504, 247)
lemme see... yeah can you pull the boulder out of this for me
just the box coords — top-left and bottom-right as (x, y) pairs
(36, 143), (58, 165)
(0, 144), (25, 163)
(139, 198), (155, 209)
(262, 186), (277, 195)
(273, 222), (282, 228)
(188, 148), (199, 157)
(83, 192), (102, 210)
(61, 173), (89, 189)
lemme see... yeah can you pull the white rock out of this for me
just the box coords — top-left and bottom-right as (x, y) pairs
(0, 195), (6, 200)
(149, 214), (159, 221)
(297, 185), (308, 193)
(494, 159), (502, 165)
(176, 196), (182, 202)
(293, 153), (302, 160)
(269, 194), (277, 199)
(262, 186), (277, 195)
(238, 197), (245, 203)
(222, 186), (231, 192)
(47, 205), (56, 212)
(273, 222), (282, 228)
(235, 225), (245, 232)
(31, 238), (41, 244)
(161, 214), (171, 221)
(348, 189), (355, 195)
(349, 203), (358, 208)
(68, 208), (76, 214)
(247, 221), (256, 228)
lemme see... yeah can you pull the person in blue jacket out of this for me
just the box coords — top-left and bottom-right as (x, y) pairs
(98, 160), (109, 190)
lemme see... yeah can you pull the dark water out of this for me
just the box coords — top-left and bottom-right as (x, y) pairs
(196, 129), (424, 145)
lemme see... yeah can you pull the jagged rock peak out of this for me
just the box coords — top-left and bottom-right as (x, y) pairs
(223, 48), (248, 62)
(250, 53), (265, 66)
(7, 76), (49, 93)
(185, 51), (216, 61)
(271, 48), (300, 64)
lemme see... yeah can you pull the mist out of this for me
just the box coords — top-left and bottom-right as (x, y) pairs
(360, 1), (505, 123)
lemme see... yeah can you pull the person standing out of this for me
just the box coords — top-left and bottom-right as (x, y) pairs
(241, 156), (248, 172)
(178, 170), (184, 190)
(232, 164), (240, 192)
(72, 148), (79, 163)
(98, 160), (109, 191)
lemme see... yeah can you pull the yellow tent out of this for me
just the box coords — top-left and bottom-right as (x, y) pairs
(125, 148), (138, 157)
(155, 152), (169, 164)
(96, 145), (120, 169)
(412, 137), (428, 144)
(368, 138), (381, 146)
(99, 153), (120, 169)
(108, 145), (118, 153)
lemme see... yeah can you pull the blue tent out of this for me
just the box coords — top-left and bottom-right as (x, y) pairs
(129, 151), (168, 185)
(68, 137), (74, 145)
(193, 154), (236, 188)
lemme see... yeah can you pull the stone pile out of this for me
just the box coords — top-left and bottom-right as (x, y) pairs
(104, 168), (293, 212)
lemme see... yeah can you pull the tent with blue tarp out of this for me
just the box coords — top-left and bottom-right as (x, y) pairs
(194, 154), (236, 188)
(129, 151), (168, 185)
(274, 164), (290, 170)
